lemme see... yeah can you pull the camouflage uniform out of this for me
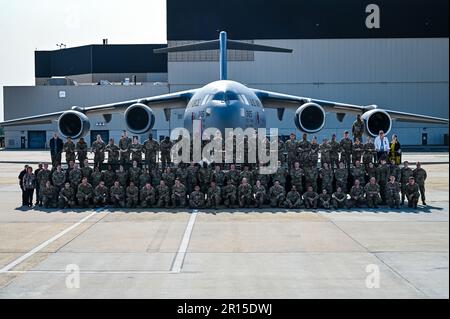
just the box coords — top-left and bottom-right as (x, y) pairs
(41, 185), (57, 208)
(352, 142), (364, 165)
(340, 137), (353, 167)
(128, 166), (141, 186)
(58, 186), (76, 208)
(81, 166), (93, 184)
(385, 181), (401, 208)
(106, 143), (120, 167)
(139, 171), (152, 190)
(362, 141), (376, 165)
(351, 119), (365, 142)
(364, 182), (381, 208)
(413, 167), (427, 204)
(51, 170), (66, 192)
(130, 142), (143, 164)
(189, 190), (205, 209)
(206, 185), (221, 209)
(351, 164), (365, 184)
(162, 170), (176, 192)
(278, 139), (285, 164)
(186, 164), (199, 194)
(269, 184), (285, 208)
(334, 167), (348, 193)
(389, 164), (401, 183)
(284, 190), (303, 209)
(309, 143), (319, 168)
(93, 184), (109, 206)
(238, 183), (253, 208)
(222, 183), (237, 208)
(151, 169), (162, 188)
(197, 166), (211, 193)
(240, 169), (254, 187)
(171, 183), (186, 208)
(63, 141), (76, 165)
(175, 166), (188, 186)
(365, 164), (377, 183)
(143, 138), (160, 170)
(76, 141), (88, 167)
(319, 166), (334, 195)
(290, 167), (304, 194)
(273, 166), (287, 186)
(91, 171), (103, 189)
(253, 171), (270, 190)
(160, 139), (173, 169)
(77, 183), (93, 207)
(91, 140), (106, 168)
(319, 142), (332, 166)
(110, 185), (125, 207)
(347, 185), (365, 208)
(140, 186), (156, 208)
(303, 190), (319, 209)
(331, 191), (347, 209)
(405, 183), (420, 208)
(284, 139), (298, 168)
(304, 166), (318, 192)
(226, 168), (241, 186)
(319, 192), (331, 209)
(103, 169), (116, 189)
(126, 185), (140, 208)
(116, 169), (129, 188)
(212, 169), (225, 188)
(156, 184), (171, 207)
(376, 163), (390, 203)
(118, 136), (132, 165)
(253, 184), (266, 208)
(37, 169), (52, 199)
(400, 166), (414, 204)
(69, 168), (83, 190)
(297, 139), (311, 167)
(329, 139), (341, 169)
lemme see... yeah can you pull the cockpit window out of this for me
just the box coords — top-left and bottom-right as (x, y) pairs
(212, 91), (240, 102)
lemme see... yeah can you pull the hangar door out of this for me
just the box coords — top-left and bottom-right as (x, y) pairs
(28, 131), (46, 149)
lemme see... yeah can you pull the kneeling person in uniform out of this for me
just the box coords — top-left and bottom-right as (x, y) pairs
(303, 186), (319, 209)
(319, 189), (331, 209)
(140, 183), (156, 208)
(58, 182), (76, 209)
(332, 187), (347, 209)
(110, 181), (125, 208)
(171, 179), (186, 208)
(126, 181), (139, 208)
(93, 181), (109, 207)
(189, 185), (205, 209)
(405, 176), (420, 209)
(284, 185), (303, 209)
(77, 177), (93, 208)
(385, 175), (401, 209)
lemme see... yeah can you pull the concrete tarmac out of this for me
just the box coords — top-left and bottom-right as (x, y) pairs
(0, 151), (448, 299)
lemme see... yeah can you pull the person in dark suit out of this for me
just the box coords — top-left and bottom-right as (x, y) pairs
(18, 164), (29, 206)
(49, 132), (63, 166)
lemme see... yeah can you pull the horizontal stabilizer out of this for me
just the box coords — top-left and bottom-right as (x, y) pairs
(154, 39), (293, 54)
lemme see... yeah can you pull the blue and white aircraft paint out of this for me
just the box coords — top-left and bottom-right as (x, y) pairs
(1, 31), (448, 139)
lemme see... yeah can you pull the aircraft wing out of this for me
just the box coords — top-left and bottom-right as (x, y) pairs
(251, 88), (449, 125)
(1, 89), (197, 127)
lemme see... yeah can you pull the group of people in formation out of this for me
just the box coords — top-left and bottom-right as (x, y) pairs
(19, 116), (427, 210)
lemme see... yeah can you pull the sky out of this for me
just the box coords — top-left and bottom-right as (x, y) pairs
(0, 0), (167, 121)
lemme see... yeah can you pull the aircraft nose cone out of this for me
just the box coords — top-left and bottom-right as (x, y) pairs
(207, 103), (242, 134)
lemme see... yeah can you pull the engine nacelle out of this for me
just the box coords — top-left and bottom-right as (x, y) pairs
(294, 103), (326, 133)
(124, 103), (155, 134)
(57, 110), (90, 139)
(361, 109), (392, 137)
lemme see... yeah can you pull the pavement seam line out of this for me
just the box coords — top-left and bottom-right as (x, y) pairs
(0, 211), (98, 273)
(328, 219), (429, 297)
(170, 211), (198, 273)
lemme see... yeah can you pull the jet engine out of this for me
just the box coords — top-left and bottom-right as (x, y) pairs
(57, 110), (90, 139)
(361, 109), (392, 137)
(124, 103), (156, 134)
(294, 103), (326, 133)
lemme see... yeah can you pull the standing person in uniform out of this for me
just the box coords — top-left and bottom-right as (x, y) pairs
(319, 162), (334, 195)
(400, 161), (414, 205)
(118, 131), (132, 166)
(130, 136), (143, 166)
(362, 137), (376, 166)
(160, 136), (173, 170)
(413, 162), (427, 205)
(143, 133), (160, 170)
(329, 134), (341, 169)
(91, 135), (106, 169)
(49, 133), (63, 166)
(389, 134), (402, 165)
(63, 137), (76, 166)
(297, 133), (311, 167)
(376, 159), (390, 204)
(374, 130), (389, 163)
(22, 166), (36, 207)
(351, 114), (365, 142)
(319, 138), (331, 167)
(340, 131), (353, 168)
(284, 133), (298, 168)
(105, 138), (120, 169)
(76, 137), (88, 168)
(351, 138), (364, 165)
